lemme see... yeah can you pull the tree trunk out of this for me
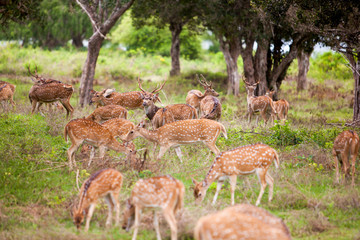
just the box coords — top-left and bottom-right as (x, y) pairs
(72, 34), (84, 48)
(218, 37), (240, 95)
(346, 51), (360, 121)
(169, 22), (182, 76)
(254, 39), (269, 95)
(79, 35), (103, 107)
(297, 50), (311, 91)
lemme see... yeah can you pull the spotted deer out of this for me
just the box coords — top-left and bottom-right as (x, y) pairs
(86, 105), (128, 123)
(138, 78), (197, 127)
(200, 95), (221, 121)
(186, 74), (219, 115)
(194, 204), (291, 240)
(192, 143), (279, 206)
(332, 130), (360, 186)
(0, 81), (16, 108)
(90, 77), (165, 110)
(244, 80), (276, 126)
(64, 119), (130, 170)
(125, 119), (227, 162)
(72, 168), (123, 232)
(122, 175), (185, 240)
(28, 67), (74, 118)
(266, 90), (290, 121)
(101, 118), (135, 141)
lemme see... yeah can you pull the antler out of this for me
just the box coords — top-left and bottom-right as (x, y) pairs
(27, 65), (40, 82)
(242, 75), (259, 86)
(197, 74), (210, 88)
(152, 78), (167, 93)
(200, 74), (211, 87)
(137, 77), (146, 92)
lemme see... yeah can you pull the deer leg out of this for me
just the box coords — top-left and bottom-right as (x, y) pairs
(88, 146), (96, 167)
(110, 192), (120, 226)
(334, 153), (340, 184)
(105, 195), (113, 227)
(60, 100), (74, 118)
(36, 102), (45, 116)
(341, 152), (349, 184)
(255, 168), (267, 206)
(132, 207), (141, 240)
(67, 142), (81, 170)
(260, 111), (268, 126)
(157, 145), (170, 160)
(212, 178), (225, 205)
(153, 143), (158, 159)
(153, 211), (161, 240)
(31, 100), (37, 114)
(84, 203), (96, 232)
(204, 141), (220, 155)
(265, 172), (274, 202)
(163, 209), (177, 240)
(229, 175), (237, 205)
(174, 147), (183, 163)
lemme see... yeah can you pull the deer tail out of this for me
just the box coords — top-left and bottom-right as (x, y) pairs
(219, 122), (227, 139)
(174, 181), (185, 214)
(273, 149), (280, 168)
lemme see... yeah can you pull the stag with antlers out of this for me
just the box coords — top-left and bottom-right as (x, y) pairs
(90, 77), (166, 110)
(28, 66), (74, 118)
(138, 78), (197, 129)
(186, 74), (219, 115)
(244, 79), (276, 126)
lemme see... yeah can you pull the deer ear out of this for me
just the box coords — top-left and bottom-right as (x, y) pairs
(156, 95), (162, 104)
(104, 88), (115, 97)
(140, 93), (144, 99)
(191, 177), (197, 185)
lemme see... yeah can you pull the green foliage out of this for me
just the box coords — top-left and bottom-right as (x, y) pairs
(111, 14), (201, 59)
(309, 51), (353, 81)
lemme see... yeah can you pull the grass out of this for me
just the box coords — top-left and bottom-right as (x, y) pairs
(1, 45), (360, 239)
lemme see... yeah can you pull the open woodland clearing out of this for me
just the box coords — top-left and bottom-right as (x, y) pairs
(0, 45), (360, 240)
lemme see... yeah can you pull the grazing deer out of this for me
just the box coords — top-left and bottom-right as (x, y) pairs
(101, 118), (135, 141)
(64, 119), (130, 170)
(72, 168), (123, 232)
(0, 81), (16, 108)
(266, 90), (290, 121)
(28, 67), (74, 118)
(125, 119), (227, 161)
(194, 204), (291, 240)
(122, 175), (185, 240)
(200, 95), (221, 121)
(244, 80), (276, 126)
(186, 74), (219, 115)
(90, 78), (165, 110)
(192, 143), (279, 206)
(86, 105), (127, 123)
(332, 130), (360, 186)
(138, 78), (197, 129)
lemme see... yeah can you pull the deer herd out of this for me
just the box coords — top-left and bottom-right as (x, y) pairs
(1, 68), (359, 240)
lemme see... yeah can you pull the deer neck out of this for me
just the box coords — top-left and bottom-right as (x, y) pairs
(138, 128), (160, 143)
(202, 161), (222, 189)
(144, 103), (160, 120)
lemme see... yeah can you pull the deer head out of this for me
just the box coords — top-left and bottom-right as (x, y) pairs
(122, 198), (135, 232)
(192, 178), (208, 204)
(197, 74), (219, 97)
(138, 77), (166, 106)
(27, 65), (46, 83)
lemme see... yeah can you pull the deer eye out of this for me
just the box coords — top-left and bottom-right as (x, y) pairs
(130, 130), (134, 134)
